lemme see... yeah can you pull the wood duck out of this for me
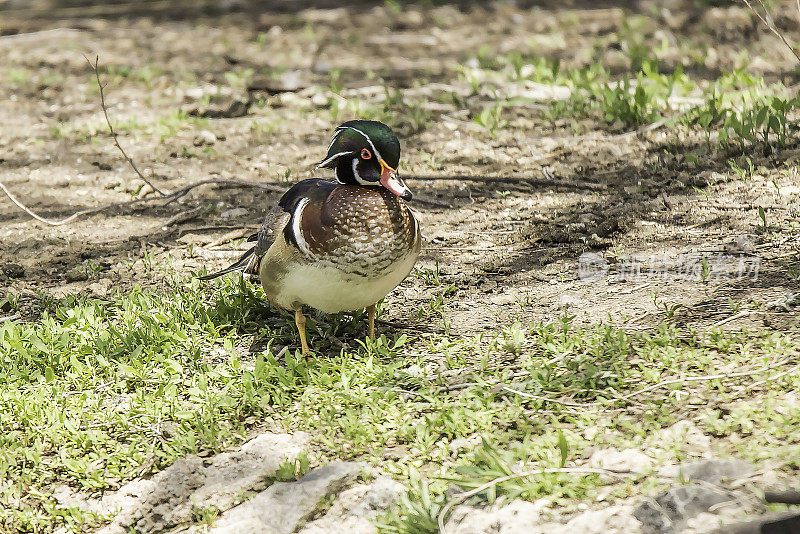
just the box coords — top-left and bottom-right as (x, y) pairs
(201, 120), (422, 356)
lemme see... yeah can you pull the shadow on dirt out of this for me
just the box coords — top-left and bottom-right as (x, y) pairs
(1, 0), (651, 22)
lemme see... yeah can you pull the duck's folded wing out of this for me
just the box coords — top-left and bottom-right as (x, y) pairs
(198, 179), (336, 280)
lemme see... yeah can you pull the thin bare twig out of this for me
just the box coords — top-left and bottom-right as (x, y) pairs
(1, 58), (292, 226)
(437, 467), (635, 531)
(203, 230), (253, 250)
(501, 386), (601, 407)
(161, 178), (287, 206)
(85, 55), (165, 196)
(742, 0), (800, 64)
(0, 178), (284, 227)
(714, 310), (755, 327)
(617, 357), (793, 402)
(609, 116), (673, 140)
(161, 178), (448, 208)
(407, 174), (606, 191)
(162, 206), (206, 228)
(738, 363), (800, 393)
(0, 181), (154, 225)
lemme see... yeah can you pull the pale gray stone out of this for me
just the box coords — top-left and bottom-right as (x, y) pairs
(708, 512), (800, 534)
(92, 432), (310, 534)
(298, 476), (404, 534)
(657, 459), (754, 485)
(589, 448), (653, 473)
(634, 485), (732, 534)
(192, 130), (217, 146)
(444, 500), (544, 534)
(220, 207), (249, 218)
(446, 502), (643, 534)
(208, 461), (360, 534)
(558, 505), (643, 534)
(658, 421), (711, 451)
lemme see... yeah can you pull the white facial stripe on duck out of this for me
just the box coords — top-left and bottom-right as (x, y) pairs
(317, 150), (354, 169)
(338, 126), (384, 163)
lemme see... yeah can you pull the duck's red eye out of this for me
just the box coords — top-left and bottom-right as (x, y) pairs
(361, 148), (372, 159)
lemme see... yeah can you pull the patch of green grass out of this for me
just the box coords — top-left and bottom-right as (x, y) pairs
(1, 276), (799, 532)
(328, 87), (431, 134)
(377, 473), (441, 534)
(223, 68), (254, 90)
(5, 67), (64, 91)
(478, 48), (797, 144)
(693, 90), (800, 152)
(50, 109), (204, 145)
(549, 60), (693, 126)
(616, 15), (664, 72)
(6, 67), (31, 87)
(97, 64), (163, 90)
(190, 504), (219, 526)
(471, 51), (694, 127)
(412, 262), (445, 287)
(473, 97), (507, 137)
(155, 109), (209, 142)
(250, 118), (278, 140)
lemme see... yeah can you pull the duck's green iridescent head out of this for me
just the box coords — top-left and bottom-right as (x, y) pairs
(317, 120), (411, 201)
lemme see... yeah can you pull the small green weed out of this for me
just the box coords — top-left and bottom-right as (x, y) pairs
(473, 98), (506, 137)
(376, 473), (441, 534)
(413, 262), (444, 286)
(691, 74), (800, 152)
(190, 504), (219, 526)
(273, 453), (312, 482)
(329, 87), (431, 134)
(223, 68), (254, 89)
(728, 157), (756, 179)
(6, 67), (31, 87)
(757, 206), (769, 232)
(98, 64), (162, 89)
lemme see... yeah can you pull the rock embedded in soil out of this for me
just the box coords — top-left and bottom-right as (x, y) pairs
(589, 448), (653, 473)
(657, 458), (754, 485)
(56, 431), (404, 534)
(556, 505), (643, 534)
(89, 432), (310, 534)
(444, 500), (545, 534)
(247, 71), (307, 94)
(633, 485), (732, 534)
(204, 461), (361, 534)
(64, 265), (89, 282)
(297, 476), (404, 534)
(445, 501), (643, 534)
(193, 130), (217, 146)
(88, 277), (113, 297)
(1, 262), (25, 280)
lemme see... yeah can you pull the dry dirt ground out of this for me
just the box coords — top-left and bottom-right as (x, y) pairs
(1, 3), (799, 354)
(3, 1), (800, 533)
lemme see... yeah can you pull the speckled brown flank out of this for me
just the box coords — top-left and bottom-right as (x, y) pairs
(299, 185), (419, 277)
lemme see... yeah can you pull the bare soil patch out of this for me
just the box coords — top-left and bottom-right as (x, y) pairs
(2, 1), (798, 338)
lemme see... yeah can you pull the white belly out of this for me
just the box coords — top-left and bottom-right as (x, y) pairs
(271, 250), (419, 313)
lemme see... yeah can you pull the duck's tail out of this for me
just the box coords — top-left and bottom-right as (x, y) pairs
(198, 246), (260, 280)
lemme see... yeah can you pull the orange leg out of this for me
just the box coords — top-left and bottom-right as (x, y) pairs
(367, 304), (376, 340)
(294, 308), (309, 356)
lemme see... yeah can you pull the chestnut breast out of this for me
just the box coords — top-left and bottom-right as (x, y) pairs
(299, 185), (419, 278)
